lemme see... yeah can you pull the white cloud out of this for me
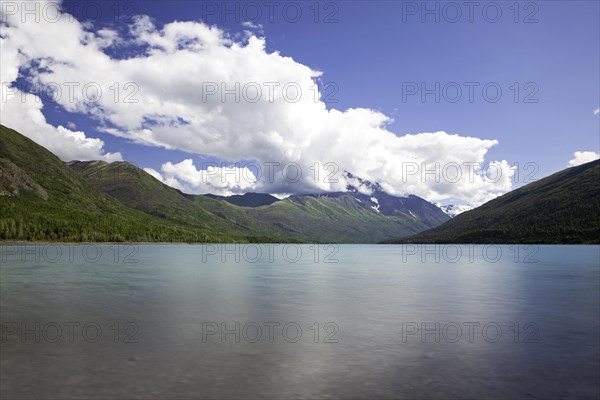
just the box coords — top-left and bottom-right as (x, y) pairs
(0, 26), (121, 162)
(1, 2), (515, 204)
(143, 167), (164, 182)
(94, 28), (121, 49)
(594, 108), (599, 115)
(568, 151), (600, 167)
(145, 160), (257, 196)
(0, 88), (122, 162)
(242, 21), (262, 30)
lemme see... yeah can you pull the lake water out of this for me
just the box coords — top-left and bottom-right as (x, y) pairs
(1, 244), (599, 399)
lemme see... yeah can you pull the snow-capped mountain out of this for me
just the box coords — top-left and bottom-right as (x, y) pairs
(439, 204), (473, 217)
(302, 172), (450, 222)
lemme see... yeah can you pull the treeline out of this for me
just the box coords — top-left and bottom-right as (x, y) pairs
(0, 211), (300, 243)
(0, 215), (215, 243)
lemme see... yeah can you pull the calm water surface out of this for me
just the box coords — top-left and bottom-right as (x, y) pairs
(1, 245), (599, 399)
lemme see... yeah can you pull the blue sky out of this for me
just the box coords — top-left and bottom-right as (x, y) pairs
(2, 0), (599, 203)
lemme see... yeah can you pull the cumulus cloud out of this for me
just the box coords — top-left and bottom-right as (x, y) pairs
(594, 108), (599, 115)
(1, 93), (122, 162)
(568, 151), (600, 167)
(144, 160), (257, 196)
(1, 1), (515, 204)
(0, 26), (121, 162)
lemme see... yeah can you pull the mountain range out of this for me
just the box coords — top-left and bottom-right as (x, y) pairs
(2, 124), (598, 244)
(0, 124), (449, 243)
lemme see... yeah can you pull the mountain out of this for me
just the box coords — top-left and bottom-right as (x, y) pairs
(70, 161), (449, 243)
(439, 204), (473, 218)
(384, 160), (600, 244)
(62, 137), (449, 243)
(0, 125), (245, 242)
(247, 190), (449, 243)
(205, 193), (279, 207)
(0, 124), (449, 243)
(66, 160), (294, 241)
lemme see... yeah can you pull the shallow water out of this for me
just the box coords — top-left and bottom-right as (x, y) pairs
(1, 244), (599, 399)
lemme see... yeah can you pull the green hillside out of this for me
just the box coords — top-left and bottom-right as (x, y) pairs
(249, 194), (443, 243)
(0, 125), (246, 242)
(67, 160), (286, 241)
(384, 160), (600, 244)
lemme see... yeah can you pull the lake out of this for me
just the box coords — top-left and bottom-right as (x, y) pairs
(1, 244), (599, 399)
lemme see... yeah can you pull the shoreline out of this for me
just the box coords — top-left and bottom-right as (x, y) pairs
(0, 241), (308, 246)
(1, 241), (597, 246)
